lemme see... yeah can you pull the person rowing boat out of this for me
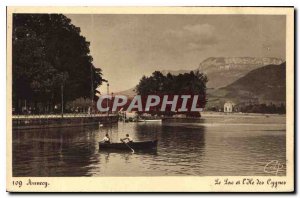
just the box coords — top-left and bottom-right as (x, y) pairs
(120, 134), (134, 153)
(120, 134), (133, 143)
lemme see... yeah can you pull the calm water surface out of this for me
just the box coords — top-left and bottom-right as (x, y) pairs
(13, 114), (286, 176)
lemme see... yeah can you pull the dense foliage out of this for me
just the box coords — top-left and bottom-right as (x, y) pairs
(136, 71), (207, 96)
(135, 71), (207, 117)
(12, 14), (104, 113)
(206, 103), (286, 114)
(239, 103), (286, 114)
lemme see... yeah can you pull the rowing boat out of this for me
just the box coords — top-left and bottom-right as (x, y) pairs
(99, 140), (158, 151)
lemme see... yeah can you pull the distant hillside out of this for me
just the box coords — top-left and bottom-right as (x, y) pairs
(159, 57), (284, 89)
(198, 57), (284, 88)
(116, 57), (285, 99)
(207, 62), (286, 106)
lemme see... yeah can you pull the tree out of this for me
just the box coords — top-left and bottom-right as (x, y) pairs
(12, 14), (104, 113)
(136, 70), (207, 96)
(135, 70), (208, 116)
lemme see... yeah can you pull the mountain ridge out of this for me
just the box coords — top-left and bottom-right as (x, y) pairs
(206, 62), (286, 107)
(159, 57), (284, 89)
(197, 57), (284, 88)
(115, 57), (285, 99)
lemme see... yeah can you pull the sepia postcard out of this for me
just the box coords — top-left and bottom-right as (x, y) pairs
(6, 6), (294, 192)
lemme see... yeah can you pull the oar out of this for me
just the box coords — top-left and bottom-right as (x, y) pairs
(121, 139), (135, 153)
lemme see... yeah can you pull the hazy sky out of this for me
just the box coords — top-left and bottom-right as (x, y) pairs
(67, 14), (286, 93)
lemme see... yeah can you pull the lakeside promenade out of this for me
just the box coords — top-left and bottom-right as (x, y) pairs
(12, 113), (117, 119)
(12, 113), (119, 130)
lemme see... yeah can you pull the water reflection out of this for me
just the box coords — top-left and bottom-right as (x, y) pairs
(13, 115), (286, 176)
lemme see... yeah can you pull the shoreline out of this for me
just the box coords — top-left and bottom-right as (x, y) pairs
(12, 114), (119, 130)
(201, 111), (286, 118)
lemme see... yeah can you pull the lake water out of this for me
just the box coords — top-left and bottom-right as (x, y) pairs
(13, 114), (286, 176)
